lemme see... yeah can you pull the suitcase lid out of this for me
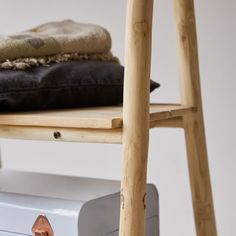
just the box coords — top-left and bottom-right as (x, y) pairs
(0, 171), (158, 236)
(0, 170), (121, 201)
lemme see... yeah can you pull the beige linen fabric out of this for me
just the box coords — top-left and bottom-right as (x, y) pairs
(0, 19), (113, 63)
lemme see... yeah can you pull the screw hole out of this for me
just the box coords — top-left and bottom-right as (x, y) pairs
(53, 131), (61, 139)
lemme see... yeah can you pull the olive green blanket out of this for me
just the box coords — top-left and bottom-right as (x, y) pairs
(0, 19), (119, 70)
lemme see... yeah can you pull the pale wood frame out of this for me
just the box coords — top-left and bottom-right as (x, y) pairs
(120, 0), (217, 236)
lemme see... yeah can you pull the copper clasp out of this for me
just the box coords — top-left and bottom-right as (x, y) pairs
(32, 215), (54, 236)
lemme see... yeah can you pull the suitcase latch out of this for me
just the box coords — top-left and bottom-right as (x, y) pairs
(32, 215), (54, 236)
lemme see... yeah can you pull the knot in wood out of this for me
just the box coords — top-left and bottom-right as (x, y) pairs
(133, 21), (148, 33)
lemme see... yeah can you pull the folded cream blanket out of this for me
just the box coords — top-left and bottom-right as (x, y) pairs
(0, 19), (119, 70)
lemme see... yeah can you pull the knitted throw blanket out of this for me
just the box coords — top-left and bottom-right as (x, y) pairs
(0, 19), (119, 70)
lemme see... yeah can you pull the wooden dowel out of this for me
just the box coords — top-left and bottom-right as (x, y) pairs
(150, 117), (184, 128)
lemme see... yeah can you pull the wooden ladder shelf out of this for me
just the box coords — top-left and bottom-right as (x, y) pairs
(0, 0), (217, 236)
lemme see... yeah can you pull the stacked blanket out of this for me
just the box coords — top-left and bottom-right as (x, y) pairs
(0, 19), (119, 70)
(0, 19), (159, 111)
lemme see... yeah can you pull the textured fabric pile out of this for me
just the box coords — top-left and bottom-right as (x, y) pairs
(0, 19), (159, 111)
(0, 19), (119, 70)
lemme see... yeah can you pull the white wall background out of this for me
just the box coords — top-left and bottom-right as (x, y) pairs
(0, 0), (235, 235)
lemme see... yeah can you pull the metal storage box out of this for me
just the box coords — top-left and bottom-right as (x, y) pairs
(0, 171), (159, 236)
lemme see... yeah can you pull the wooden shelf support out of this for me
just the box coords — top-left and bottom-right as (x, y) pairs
(119, 0), (154, 235)
(173, 0), (217, 235)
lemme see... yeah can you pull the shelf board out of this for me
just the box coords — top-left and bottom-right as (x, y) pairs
(0, 104), (196, 143)
(0, 104), (196, 130)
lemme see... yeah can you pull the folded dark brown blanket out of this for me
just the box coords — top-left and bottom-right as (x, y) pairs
(0, 61), (160, 111)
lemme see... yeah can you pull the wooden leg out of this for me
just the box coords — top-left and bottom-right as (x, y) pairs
(119, 138), (149, 236)
(184, 113), (217, 236)
(119, 0), (153, 234)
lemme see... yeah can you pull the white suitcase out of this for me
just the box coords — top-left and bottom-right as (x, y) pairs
(0, 171), (159, 236)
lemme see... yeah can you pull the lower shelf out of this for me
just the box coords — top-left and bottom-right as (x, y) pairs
(0, 104), (196, 143)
